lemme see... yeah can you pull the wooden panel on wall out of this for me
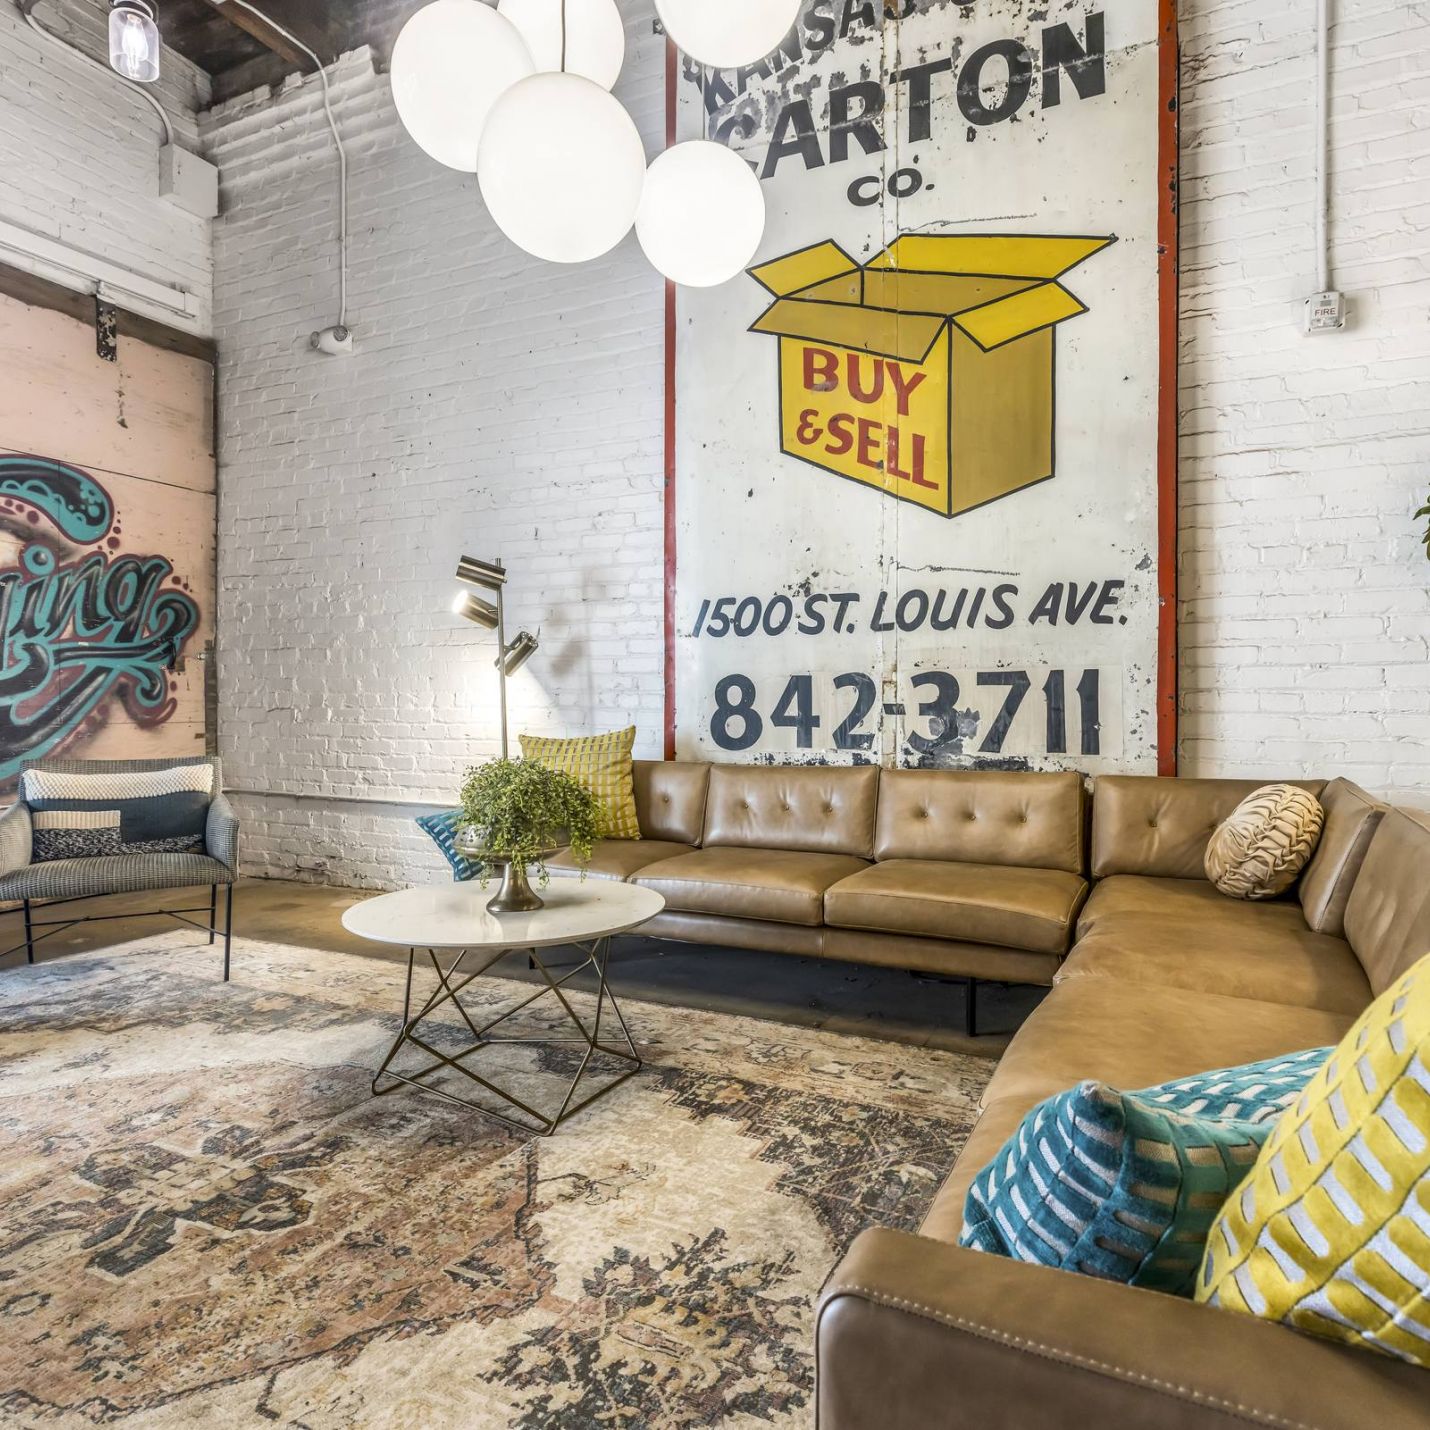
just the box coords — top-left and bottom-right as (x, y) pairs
(0, 288), (215, 786)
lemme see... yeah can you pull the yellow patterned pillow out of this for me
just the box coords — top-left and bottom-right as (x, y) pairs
(520, 727), (641, 841)
(1195, 952), (1430, 1364)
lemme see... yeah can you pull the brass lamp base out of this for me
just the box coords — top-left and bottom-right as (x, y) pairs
(485, 858), (544, 915)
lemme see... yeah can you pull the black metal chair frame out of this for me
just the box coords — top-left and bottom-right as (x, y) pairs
(7, 883), (235, 980)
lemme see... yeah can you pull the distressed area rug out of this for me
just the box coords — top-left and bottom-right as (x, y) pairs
(0, 933), (991, 1428)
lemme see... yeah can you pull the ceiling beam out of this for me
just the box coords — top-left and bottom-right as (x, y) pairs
(195, 0), (329, 72)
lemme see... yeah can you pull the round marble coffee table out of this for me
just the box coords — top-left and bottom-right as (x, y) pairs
(342, 881), (665, 1134)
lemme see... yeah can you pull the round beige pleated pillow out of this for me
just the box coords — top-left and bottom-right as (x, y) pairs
(1205, 783), (1325, 900)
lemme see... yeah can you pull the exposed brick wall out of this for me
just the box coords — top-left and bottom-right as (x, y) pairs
(0, 0), (212, 331)
(1177, 0), (1430, 807)
(204, 5), (666, 886)
(200, 0), (1430, 887)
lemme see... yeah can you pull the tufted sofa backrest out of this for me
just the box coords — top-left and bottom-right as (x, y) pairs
(632, 759), (711, 845)
(873, 769), (1085, 873)
(1090, 775), (1327, 880)
(701, 763), (881, 858)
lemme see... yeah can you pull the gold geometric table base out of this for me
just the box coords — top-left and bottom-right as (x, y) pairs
(371, 935), (640, 1135)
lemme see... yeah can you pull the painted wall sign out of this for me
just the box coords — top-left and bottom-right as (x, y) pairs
(0, 287), (215, 786)
(668, 0), (1176, 773)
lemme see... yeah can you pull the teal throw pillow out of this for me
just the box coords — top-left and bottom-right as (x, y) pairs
(416, 809), (482, 882)
(959, 1047), (1331, 1296)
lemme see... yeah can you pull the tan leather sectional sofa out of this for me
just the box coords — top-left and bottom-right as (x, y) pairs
(552, 762), (1430, 1426)
(819, 776), (1430, 1430)
(548, 759), (1089, 1033)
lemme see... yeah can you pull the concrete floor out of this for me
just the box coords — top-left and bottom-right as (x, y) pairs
(0, 878), (1047, 1056)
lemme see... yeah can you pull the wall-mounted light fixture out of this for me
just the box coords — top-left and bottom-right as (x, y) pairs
(109, 0), (160, 83)
(453, 554), (540, 758)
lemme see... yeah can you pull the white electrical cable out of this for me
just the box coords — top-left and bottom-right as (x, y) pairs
(224, 0), (347, 328)
(1314, 0), (1330, 293)
(18, 0), (174, 146)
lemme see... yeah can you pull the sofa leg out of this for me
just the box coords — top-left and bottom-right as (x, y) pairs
(208, 884), (217, 945)
(223, 884), (233, 982)
(965, 978), (978, 1038)
(22, 899), (33, 965)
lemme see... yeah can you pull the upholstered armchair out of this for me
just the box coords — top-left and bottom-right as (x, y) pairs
(0, 755), (239, 978)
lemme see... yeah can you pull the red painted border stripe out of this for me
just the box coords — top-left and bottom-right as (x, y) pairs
(1156, 0), (1180, 775)
(662, 35), (678, 761)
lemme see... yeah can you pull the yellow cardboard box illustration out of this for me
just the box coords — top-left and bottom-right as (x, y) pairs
(747, 233), (1115, 518)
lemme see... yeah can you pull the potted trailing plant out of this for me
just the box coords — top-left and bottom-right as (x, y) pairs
(1417, 487), (1430, 563)
(456, 758), (600, 913)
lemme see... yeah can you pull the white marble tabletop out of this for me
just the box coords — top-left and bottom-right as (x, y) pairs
(341, 879), (666, 950)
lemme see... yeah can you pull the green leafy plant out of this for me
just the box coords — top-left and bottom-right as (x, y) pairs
(1418, 488), (1430, 562)
(457, 758), (599, 887)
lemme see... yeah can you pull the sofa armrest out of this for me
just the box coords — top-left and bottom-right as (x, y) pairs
(0, 802), (32, 876)
(817, 1229), (1428, 1430)
(205, 792), (240, 874)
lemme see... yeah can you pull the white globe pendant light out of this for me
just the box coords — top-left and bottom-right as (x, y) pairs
(637, 141), (765, 287)
(654, 0), (802, 69)
(478, 72), (646, 264)
(497, 0), (625, 91)
(391, 0), (534, 172)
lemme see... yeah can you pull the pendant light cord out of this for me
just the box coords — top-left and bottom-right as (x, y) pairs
(225, 0), (348, 329)
(559, 0), (567, 73)
(19, 0), (175, 146)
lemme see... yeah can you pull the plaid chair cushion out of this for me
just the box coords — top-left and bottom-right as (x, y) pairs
(0, 853), (234, 902)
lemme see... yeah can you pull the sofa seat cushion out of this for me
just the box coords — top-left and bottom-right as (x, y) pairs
(546, 839), (695, 882)
(1077, 874), (1308, 938)
(1059, 915), (1372, 1015)
(633, 847), (869, 926)
(922, 1095), (1032, 1245)
(824, 860), (1086, 955)
(981, 977), (1358, 1115)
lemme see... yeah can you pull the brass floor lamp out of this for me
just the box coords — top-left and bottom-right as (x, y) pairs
(452, 554), (540, 759)
(451, 555), (546, 912)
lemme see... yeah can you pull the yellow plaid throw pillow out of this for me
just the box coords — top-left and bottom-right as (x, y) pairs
(1195, 951), (1430, 1364)
(519, 727), (641, 841)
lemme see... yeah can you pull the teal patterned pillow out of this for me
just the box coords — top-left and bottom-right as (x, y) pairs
(415, 809), (481, 882)
(1127, 1047), (1333, 1124)
(959, 1048), (1331, 1296)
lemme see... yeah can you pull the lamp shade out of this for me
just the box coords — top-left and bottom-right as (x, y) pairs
(455, 554), (507, 590)
(498, 631), (540, 675)
(637, 141), (765, 287)
(452, 591), (499, 629)
(109, 0), (160, 83)
(478, 73), (646, 264)
(391, 0), (534, 173)
(653, 0), (801, 69)
(496, 0), (624, 91)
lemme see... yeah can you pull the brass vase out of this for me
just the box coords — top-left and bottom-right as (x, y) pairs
(484, 856), (544, 915)
(454, 826), (565, 916)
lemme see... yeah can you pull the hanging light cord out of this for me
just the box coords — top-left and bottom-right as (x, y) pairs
(225, 0), (348, 328)
(559, 0), (567, 73)
(18, 0), (175, 146)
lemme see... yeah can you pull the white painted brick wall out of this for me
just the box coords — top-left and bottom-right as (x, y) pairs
(0, 0), (213, 332)
(205, 3), (667, 887)
(1177, 0), (1430, 807)
(203, 0), (1430, 888)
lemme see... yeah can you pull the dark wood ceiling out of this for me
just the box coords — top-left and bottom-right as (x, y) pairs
(160, 0), (420, 105)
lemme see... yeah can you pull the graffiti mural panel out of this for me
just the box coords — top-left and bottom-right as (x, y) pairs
(670, 0), (1175, 774)
(0, 289), (214, 785)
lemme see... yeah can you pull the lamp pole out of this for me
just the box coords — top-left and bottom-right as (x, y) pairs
(496, 580), (509, 759)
